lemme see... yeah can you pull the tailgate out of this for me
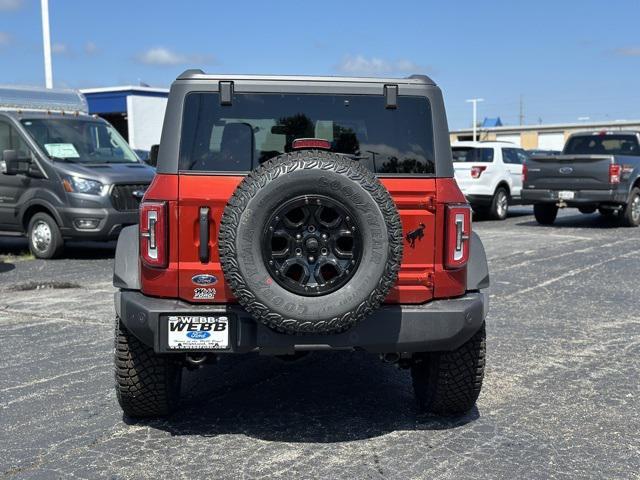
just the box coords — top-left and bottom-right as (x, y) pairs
(525, 154), (614, 190)
(177, 176), (437, 305)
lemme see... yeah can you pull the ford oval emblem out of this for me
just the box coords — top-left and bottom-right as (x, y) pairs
(559, 167), (573, 175)
(192, 274), (218, 286)
(186, 331), (211, 340)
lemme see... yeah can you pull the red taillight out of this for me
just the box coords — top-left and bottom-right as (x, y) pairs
(470, 166), (487, 178)
(609, 164), (621, 184)
(292, 138), (331, 150)
(140, 201), (168, 268)
(522, 163), (528, 183)
(445, 204), (471, 270)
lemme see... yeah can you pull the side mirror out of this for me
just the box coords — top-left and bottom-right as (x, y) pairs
(2, 150), (31, 175)
(147, 144), (159, 167)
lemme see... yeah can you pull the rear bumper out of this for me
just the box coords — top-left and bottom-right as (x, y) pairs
(521, 188), (627, 205)
(465, 194), (494, 206)
(116, 290), (488, 355)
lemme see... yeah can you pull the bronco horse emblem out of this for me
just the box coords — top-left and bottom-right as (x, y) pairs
(406, 223), (426, 248)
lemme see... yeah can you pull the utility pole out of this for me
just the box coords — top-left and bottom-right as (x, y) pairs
(519, 94), (524, 125)
(41, 0), (53, 89)
(466, 98), (484, 141)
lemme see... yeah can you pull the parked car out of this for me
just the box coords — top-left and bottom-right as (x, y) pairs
(0, 86), (155, 258)
(452, 141), (529, 220)
(522, 130), (640, 226)
(113, 70), (490, 418)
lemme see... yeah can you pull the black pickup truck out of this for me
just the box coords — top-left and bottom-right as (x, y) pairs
(522, 130), (640, 226)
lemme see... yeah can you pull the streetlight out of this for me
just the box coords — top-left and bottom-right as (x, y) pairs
(466, 98), (484, 141)
(41, 0), (53, 88)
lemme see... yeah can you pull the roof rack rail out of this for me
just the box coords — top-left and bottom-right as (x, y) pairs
(0, 85), (87, 113)
(406, 74), (436, 85)
(178, 69), (205, 80)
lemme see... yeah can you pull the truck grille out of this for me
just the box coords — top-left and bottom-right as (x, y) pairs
(110, 184), (148, 211)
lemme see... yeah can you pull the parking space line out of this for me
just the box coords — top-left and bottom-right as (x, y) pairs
(502, 250), (637, 299)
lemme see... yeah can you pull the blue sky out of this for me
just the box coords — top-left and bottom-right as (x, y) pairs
(0, 0), (639, 129)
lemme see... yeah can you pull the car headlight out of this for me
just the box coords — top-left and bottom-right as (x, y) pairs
(62, 176), (104, 195)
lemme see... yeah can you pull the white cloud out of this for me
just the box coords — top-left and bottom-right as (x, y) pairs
(0, 32), (10, 47)
(136, 47), (214, 66)
(84, 41), (98, 55)
(336, 55), (423, 76)
(52, 42), (69, 55)
(615, 47), (640, 57)
(0, 0), (23, 11)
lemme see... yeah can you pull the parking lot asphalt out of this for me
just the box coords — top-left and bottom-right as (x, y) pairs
(1, 207), (639, 480)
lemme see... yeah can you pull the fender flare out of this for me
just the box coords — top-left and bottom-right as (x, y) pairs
(19, 198), (65, 229)
(467, 231), (490, 290)
(113, 225), (140, 291)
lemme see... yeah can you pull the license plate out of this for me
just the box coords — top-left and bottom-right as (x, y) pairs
(558, 191), (575, 200)
(167, 315), (229, 350)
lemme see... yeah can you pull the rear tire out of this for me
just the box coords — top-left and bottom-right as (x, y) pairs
(114, 317), (182, 418)
(411, 324), (486, 415)
(488, 187), (509, 220)
(533, 204), (558, 225)
(620, 187), (640, 227)
(27, 212), (64, 259)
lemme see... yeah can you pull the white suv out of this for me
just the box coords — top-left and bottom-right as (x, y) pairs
(452, 141), (528, 220)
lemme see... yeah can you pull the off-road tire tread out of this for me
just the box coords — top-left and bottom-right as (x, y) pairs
(114, 317), (181, 418)
(411, 324), (486, 415)
(219, 150), (403, 335)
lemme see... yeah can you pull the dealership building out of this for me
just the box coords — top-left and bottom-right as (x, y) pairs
(450, 119), (640, 151)
(80, 86), (169, 152)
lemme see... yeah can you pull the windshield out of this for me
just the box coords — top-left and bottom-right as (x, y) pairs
(564, 134), (640, 156)
(20, 118), (139, 163)
(179, 92), (435, 175)
(452, 147), (494, 163)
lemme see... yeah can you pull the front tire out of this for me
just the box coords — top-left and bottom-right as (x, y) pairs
(115, 318), (182, 418)
(411, 324), (486, 415)
(488, 187), (509, 220)
(533, 204), (558, 225)
(620, 187), (640, 227)
(27, 212), (64, 259)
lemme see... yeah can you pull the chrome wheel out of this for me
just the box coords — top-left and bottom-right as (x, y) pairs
(631, 195), (640, 224)
(31, 220), (52, 253)
(496, 190), (508, 219)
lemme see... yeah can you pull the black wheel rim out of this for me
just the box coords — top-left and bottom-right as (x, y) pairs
(262, 195), (363, 296)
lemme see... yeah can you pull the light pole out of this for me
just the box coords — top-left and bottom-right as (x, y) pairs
(466, 98), (484, 141)
(41, 0), (53, 88)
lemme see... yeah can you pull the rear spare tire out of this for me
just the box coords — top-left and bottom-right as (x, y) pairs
(219, 150), (403, 334)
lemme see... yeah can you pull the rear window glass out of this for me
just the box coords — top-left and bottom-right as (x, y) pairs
(564, 134), (640, 156)
(452, 147), (494, 163)
(179, 92), (435, 175)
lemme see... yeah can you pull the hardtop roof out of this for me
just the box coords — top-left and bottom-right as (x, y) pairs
(176, 69), (436, 86)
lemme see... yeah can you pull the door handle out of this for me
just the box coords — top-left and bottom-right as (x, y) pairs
(199, 207), (210, 263)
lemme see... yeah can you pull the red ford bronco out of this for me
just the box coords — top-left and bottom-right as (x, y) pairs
(113, 70), (490, 418)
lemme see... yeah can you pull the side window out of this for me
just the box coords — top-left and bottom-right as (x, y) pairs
(482, 148), (495, 162)
(502, 148), (520, 164)
(0, 121), (30, 155)
(0, 121), (10, 153)
(515, 149), (529, 165)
